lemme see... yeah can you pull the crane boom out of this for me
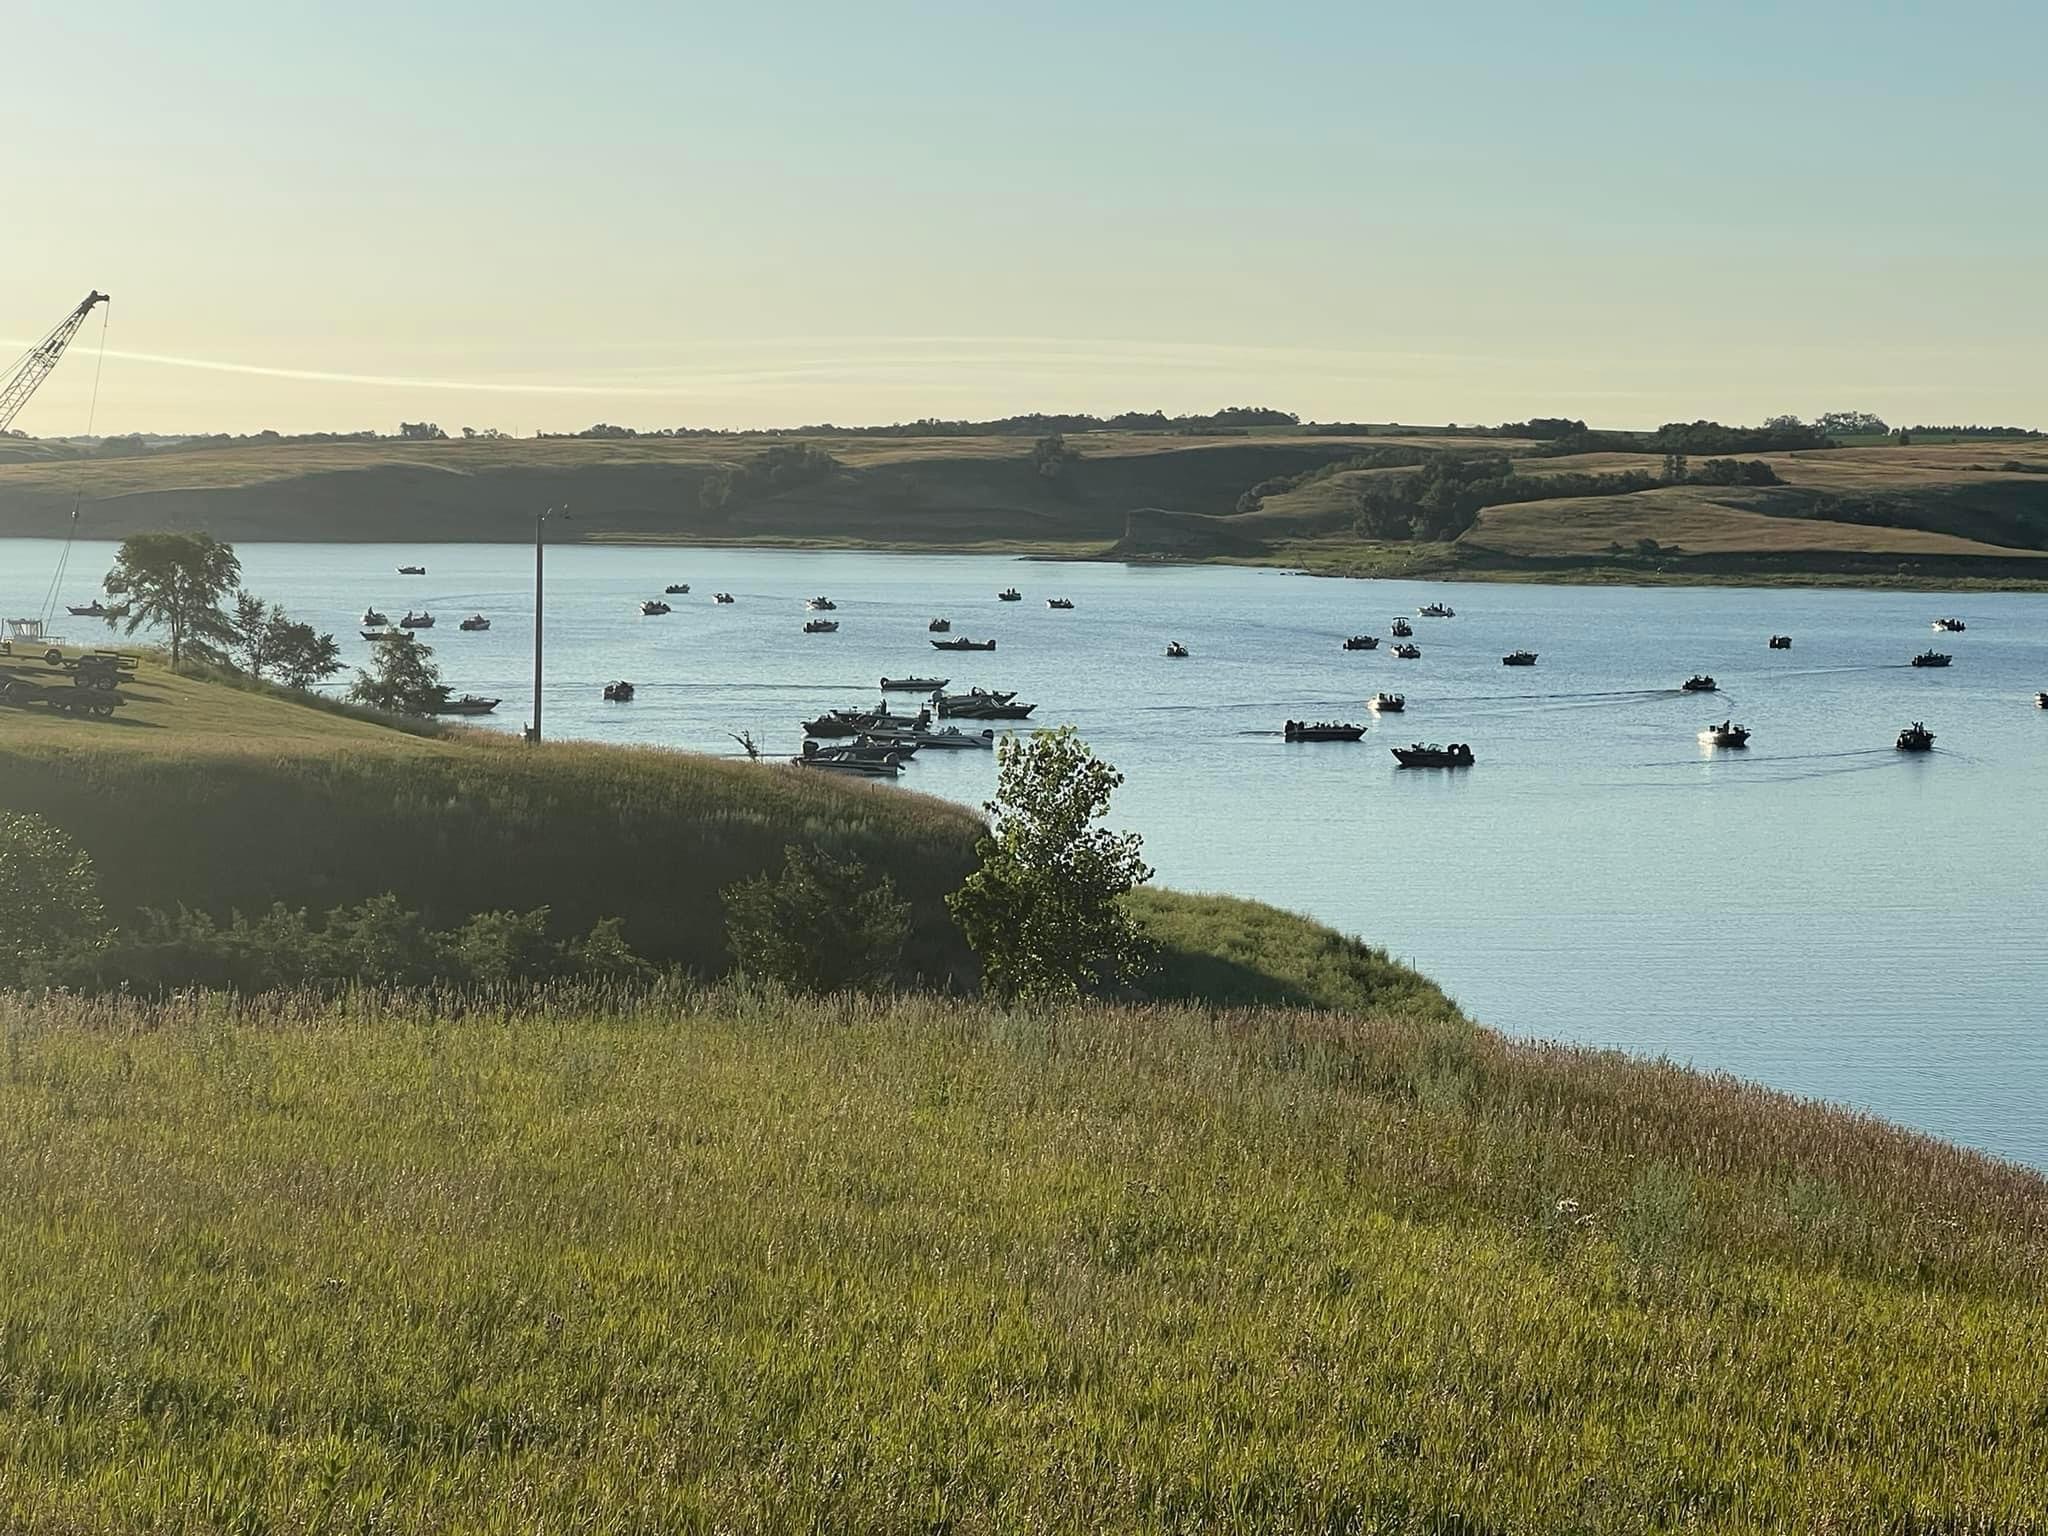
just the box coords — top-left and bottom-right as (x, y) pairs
(0, 290), (110, 435)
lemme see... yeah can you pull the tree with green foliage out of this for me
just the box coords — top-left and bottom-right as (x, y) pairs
(228, 591), (342, 689)
(101, 532), (242, 668)
(948, 726), (1153, 1003)
(723, 845), (911, 993)
(349, 636), (449, 716)
(1030, 433), (1078, 481)
(0, 812), (108, 983)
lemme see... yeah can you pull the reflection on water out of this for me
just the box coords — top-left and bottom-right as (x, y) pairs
(6, 539), (2046, 1167)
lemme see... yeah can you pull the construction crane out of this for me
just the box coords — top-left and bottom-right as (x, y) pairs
(1, 290), (110, 435)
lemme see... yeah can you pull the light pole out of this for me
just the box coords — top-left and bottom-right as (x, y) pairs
(528, 504), (566, 742)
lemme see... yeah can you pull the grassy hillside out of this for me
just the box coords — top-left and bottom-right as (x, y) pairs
(9, 428), (2048, 584)
(2, 984), (2044, 1531)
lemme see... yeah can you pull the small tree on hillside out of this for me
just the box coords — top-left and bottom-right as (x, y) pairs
(723, 846), (911, 993)
(349, 636), (449, 715)
(948, 726), (1153, 1003)
(228, 590), (342, 689)
(102, 532), (242, 668)
(0, 812), (108, 982)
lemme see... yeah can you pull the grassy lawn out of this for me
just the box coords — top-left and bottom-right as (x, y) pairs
(1, 986), (2042, 1532)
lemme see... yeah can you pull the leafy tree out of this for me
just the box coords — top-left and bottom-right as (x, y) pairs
(1031, 433), (1078, 481)
(228, 591), (342, 689)
(1693, 458), (1781, 487)
(1817, 410), (1890, 437)
(0, 812), (108, 982)
(102, 532), (242, 668)
(349, 635), (449, 715)
(948, 727), (1153, 1004)
(723, 846), (911, 993)
(398, 421), (448, 440)
(437, 907), (559, 985)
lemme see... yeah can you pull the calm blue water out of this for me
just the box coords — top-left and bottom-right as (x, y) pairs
(7, 539), (2047, 1168)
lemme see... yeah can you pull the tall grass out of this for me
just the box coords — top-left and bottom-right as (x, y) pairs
(2, 985), (2044, 1532)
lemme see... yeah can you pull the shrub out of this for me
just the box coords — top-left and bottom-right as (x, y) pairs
(0, 812), (108, 982)
(948, 727), (1153, 1004)
(723, 845), (912, 993)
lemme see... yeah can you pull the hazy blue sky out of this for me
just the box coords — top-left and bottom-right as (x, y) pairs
(7, 0), (2044, 434)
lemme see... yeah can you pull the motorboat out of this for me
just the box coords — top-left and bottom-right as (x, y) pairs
(1283, 720), (1365, 742)
(1768, 635), (1792, 649)
(1342, 635), (1378, 651)
(1393, 643), (1422, 659)
(928, 618), (951, 632)
(459, 614), (491, 631)
(807, 597), (837, 610)
(400, 611), (436, 629)
(932, 636), (995, 651)
(1681, 674), (1717, 692)
(1700, 720), (1750, 748)
(997, 587), (1022, 601)
(1370, 693), (1406, 713)
(936, 688), (1034, 720)
(794, 742), (902, 777)
(430, 694), (501, 716)
(1896, 722), (1935, 752)
(862, 724), (996, 750)
(934, 689), (1015, 708)
(1391, 617), (1414, 637)
(1165, 642), (1190, 658)
(2034, 692), (2047, 709)
(665, 583), (690, 595)
(1912, 650), (1952, 668)
(831, 702), (929, 728)
(641, 600), (672, 616)
(1502, 650), (1538, 666)
(1418, 602), (1456, 618)
(603, 681), (635, 702)
(880, 675), (949, 691)
(1933, 617), (1966, 632)
(397, 565), (426, 575)
(714, 592), (735, 604)
(361, 628), (412, 643)
(1047, 597), (1075, 609)
(67, 600), (107, 618)
(1392, 742), (1475, 768)
(803, 713), (859, 738)
(803, 618), (839, 633)
(361, 608), (389, 627)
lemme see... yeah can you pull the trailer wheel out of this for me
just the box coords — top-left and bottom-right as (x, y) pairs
(44, 648), (63, 665)
(90, 700), (116, 719)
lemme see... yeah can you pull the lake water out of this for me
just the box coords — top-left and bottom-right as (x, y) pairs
(7, 538), (2047, 1168)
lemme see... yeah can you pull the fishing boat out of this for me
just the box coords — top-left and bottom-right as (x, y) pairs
(397, 565), (426, 575)
(1342, 635), (1379, 651)
(1912, 650), (1952, 668)
(862, 724), (996, 750)
(664, 583), (690, 595)
(400, 611), (436, 629)
(794, 742), (902, 777)
(67, 600), (106, 618)
(360, 608), (389, 627)
(1370, 693), (1405, 713)
(1700, 720), (1750, 748)
(714, 592), (735, 604)
(932, 636), (995, 651)
(928, 618), (951, 632)
(1681, 674), (1717, 692)
(936, 689), (1034, 720)
(997, 587), (1022, 602)
(1392, 742), (1475, 768)
(1502, 650), (1538, 666)
(880, 675), (949, 691)
(803, 618), (839, 633)
(641, 600), (672, 616)
(2034, 692), (2047, 709)
(1165, 641), (1190, 658)
(934, 689), (1015, 708)
(1768, 635), (1792, 649)
(361, 628), (412, 643)
(1896, 722), (1935, 752)
(459, 614), (491, 631)
(807, 597), (837, 610)
(1391, 617), (1414, 637)
(1047, 597), (1074, 609)
(1393, 643), (1422, 659)
(1283, 720), (1365, 742)
(1418, 602), (1456, 618)
(603, 681), (635, 702)
(802, 713), (858, 738)
(1933, 617), (1966, 632)
(430, 694), (501, 716)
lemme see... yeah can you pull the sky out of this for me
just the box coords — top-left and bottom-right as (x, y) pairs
(6, 0), (2046, 436)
